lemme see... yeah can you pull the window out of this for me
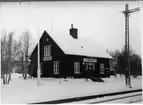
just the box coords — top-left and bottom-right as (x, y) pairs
(53, 61), (59, 74)
(89, 63), (92, 66)
(93, 63), (95, 70)
(44, 46), (47, 56)
(88, 63), (93, 70)
(74, 62), (80, 74)
(44, 45), (51, 57)
(85, 63), (88, 70)
(100, 64), (104, 74)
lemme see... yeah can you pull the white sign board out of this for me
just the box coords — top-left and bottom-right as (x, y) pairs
(43, 56), (52, 61)
(83, 58), (97, 63)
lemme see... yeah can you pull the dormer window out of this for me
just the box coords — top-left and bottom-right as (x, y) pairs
(44, 45), (51, 57)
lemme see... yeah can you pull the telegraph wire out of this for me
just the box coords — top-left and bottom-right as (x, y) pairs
(100, 2), (121, 12)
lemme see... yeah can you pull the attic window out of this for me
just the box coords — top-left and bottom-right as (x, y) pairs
(44, 45), (51, 57)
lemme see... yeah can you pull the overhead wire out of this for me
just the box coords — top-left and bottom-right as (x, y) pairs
(100, 1), (141, 13)
(100, 2), (122, 12)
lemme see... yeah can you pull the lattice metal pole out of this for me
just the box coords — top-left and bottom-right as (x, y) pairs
(123, 4), (131, 88)
(122, 4), (140, 88)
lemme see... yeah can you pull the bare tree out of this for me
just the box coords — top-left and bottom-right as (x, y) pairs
(1, 31), (8, 84)
(1, 31), (20, 84)
(19, 31), (31, 79)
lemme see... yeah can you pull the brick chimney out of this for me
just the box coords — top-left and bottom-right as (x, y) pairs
(70, 24), (78, 39)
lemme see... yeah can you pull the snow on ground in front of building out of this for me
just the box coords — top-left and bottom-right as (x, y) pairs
(1, 74), (142, 104)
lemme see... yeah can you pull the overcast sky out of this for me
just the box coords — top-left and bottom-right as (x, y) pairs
(0, 1), (141, 55)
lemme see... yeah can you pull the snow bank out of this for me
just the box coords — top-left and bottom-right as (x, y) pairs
(11, 73), (30, 79)
(11, 73), (23, 79)
(1, 76), (142, 104)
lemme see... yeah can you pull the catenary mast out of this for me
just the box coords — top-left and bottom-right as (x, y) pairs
(122, 4), (140, 88)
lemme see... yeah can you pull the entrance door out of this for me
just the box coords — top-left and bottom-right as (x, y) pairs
(85, 62), (96, 77)
(85, 62), (95, 71)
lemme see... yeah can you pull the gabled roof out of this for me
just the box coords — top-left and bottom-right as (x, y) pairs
(46, 31), (112, 59)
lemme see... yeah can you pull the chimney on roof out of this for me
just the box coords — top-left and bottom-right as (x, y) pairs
(70, 24), (78, 39)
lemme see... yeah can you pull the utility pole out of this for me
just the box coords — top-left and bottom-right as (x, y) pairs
(122, 4), (140, 88)
(37, 23), (41, 86)
(37, 4), (41, 86)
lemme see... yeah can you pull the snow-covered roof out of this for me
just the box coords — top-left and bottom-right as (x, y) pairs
(47, 31), (112, 59)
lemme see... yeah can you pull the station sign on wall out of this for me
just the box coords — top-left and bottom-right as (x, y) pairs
(43, 56), (52, 61)
(83, 58), (97, 63)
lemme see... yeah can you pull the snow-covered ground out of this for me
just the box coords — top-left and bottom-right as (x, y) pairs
(1, 73), (142, 104)
(67, 91), (142, 104)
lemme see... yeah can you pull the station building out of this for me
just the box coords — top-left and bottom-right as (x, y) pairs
(29, 24), (112, 78)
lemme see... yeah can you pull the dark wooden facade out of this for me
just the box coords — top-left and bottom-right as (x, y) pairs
(29, 30), (111, 78)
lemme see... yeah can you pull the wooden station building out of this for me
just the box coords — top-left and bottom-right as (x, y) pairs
(29, 24), (112, 78)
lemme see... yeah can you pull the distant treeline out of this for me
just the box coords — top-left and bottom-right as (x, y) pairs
(107, 47), (142, 76)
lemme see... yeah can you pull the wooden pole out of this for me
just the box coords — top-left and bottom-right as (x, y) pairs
(37, 5), (41, 85)
(37, 24), (41, 86)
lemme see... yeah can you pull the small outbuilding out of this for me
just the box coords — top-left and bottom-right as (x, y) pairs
(29, 24), (112, 78)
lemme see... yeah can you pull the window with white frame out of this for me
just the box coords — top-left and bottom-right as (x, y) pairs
(93, 63), (95, 70)
(100, 64), (104, 74)
(74, 62), (80, 74)
(53, 61), (59, 74)
(44, 45), (51, 57)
